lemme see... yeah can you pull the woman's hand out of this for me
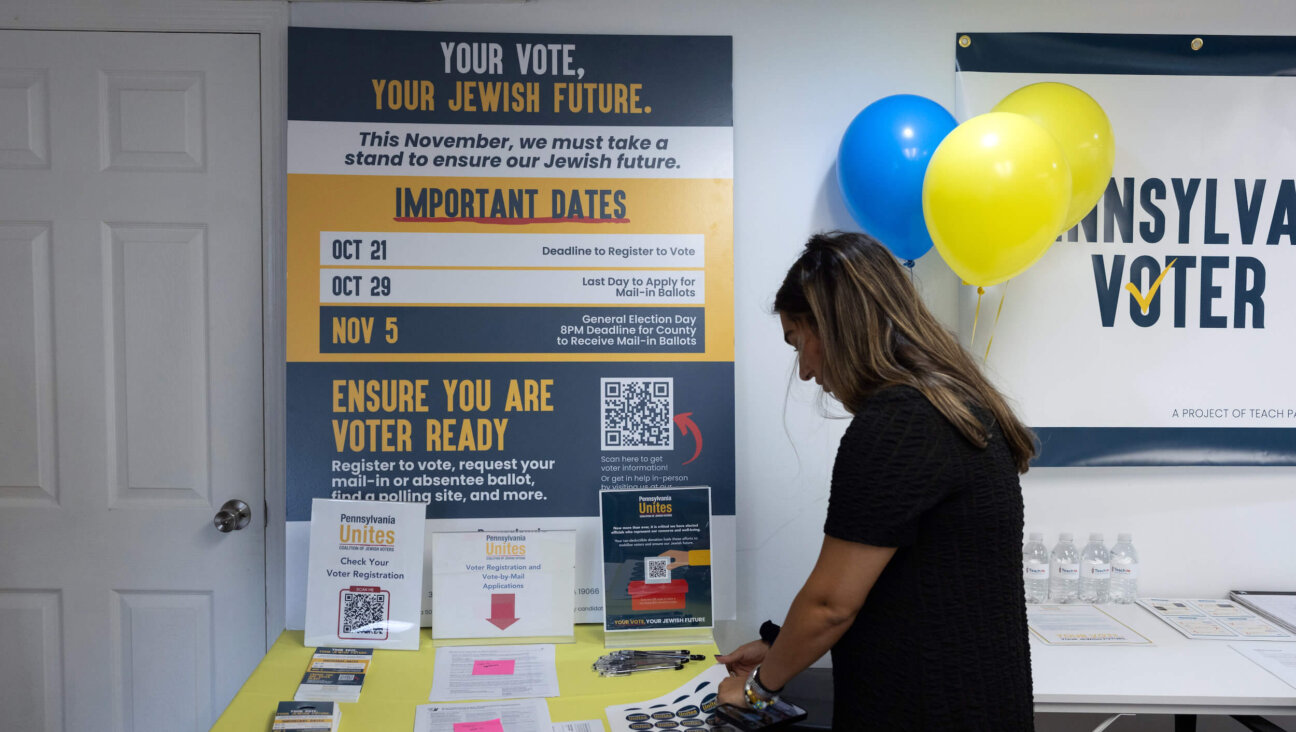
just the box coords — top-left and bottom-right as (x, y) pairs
(718, 673), (749, 708)
(715, 639), (768, 678)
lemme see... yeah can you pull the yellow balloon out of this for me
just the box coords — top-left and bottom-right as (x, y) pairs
(922, 112), (1071, 287)
(994, 82), (1115, 230)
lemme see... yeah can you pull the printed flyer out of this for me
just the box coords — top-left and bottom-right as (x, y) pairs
(286, 28), (735, 627)
(431, 530), (576, 639)
(600, 486), (712, 633)
(304, 498), (426, 649)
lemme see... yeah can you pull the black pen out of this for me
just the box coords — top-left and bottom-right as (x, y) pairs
(599, 662), (684, 676)
(614, 650), (706, 660)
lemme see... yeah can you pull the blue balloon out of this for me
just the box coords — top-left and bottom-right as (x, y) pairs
(837, 94), (958, 262)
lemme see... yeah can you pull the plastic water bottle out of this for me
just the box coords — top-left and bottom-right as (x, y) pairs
(1049, 533), (1080, 603)
(1079, 532), (1112, 603)
(1109, 533), (1140, 604)
(1022, 532), (1050, 604)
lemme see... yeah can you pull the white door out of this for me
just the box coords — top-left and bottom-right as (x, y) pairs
(0, 30), (265, 731)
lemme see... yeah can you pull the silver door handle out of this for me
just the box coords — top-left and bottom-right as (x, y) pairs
(213, 499), (252, 532)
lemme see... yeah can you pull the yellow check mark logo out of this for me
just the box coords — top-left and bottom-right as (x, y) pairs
(1124, 258), (1178, 315)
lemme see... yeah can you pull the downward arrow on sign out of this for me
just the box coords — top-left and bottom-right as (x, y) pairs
(487, 593), (519, 630)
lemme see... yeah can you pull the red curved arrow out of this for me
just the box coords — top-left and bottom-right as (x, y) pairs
(673, 412), (704, 466)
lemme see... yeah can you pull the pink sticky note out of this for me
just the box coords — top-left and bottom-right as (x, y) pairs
(453, 719), (503, 732)
(471, 659), (516, 675)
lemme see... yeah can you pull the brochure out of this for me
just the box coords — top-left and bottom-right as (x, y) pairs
(1230, 591), (1296, 634)
(307, 646), (373, 673)
(294, 669), (365, 704)
(600, 486), (713, 633)
(293, 647), (373, 703)
(272, 700), (341, 731)
(1137, 598), (1295, 641)
(304, 498), (427, 650)
(1026, 604), (1153, 645)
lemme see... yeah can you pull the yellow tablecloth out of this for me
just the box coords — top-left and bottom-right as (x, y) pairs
(214, 625), (721, 731)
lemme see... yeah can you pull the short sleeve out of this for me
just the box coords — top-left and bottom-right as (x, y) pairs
(825, 387), (956, 547)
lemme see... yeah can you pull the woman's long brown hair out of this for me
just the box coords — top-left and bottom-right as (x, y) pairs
(774, 231), (1037, 473)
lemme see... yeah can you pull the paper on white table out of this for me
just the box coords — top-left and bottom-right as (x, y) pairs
(1026, 604), (1153, 645)
(1138, 598), (1294, 640)
(551, 720), (604, 732)
(429, 644), (559, 701)
(605, 664), (727, 732)
(1231, 645), (1296, 690)
(1232, 592), (1296, 633)
(1245, 594), (1296, 625)
(1191, 598), (1294, 638)
(414, 699), (553, 732)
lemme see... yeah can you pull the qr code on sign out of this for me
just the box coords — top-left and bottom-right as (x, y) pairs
(601, 378), (674, 450)
(339, 587), (390, 640)
(644, 556), (671, 584)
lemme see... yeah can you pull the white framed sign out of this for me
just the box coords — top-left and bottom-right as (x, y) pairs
(431, 530), (576, 640)
(305, 498), (427, 649)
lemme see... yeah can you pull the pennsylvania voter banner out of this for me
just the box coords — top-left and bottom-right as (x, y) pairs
(956, 33), (1296, 466)
(285, 28), (735, 627)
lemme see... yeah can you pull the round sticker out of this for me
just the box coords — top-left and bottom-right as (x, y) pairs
(651, 712), (675, 720)
(655, 722), (679, 729)
(626, 714), (650, 723)
(629, 723), (653, 731)
(681, 720), (706, 728)
(700, 694), (719, 713)
(677, 706), (700, 718)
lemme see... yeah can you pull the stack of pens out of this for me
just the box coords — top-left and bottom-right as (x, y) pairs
(592, 649), (707, 677)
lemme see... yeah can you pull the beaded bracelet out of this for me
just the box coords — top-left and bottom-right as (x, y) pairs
(743, 665), (780, 710)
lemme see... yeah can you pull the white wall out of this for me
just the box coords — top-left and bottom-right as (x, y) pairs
(295, 2), (1296, 729)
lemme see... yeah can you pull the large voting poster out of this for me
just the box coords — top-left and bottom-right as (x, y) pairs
(956, 33), (1296, 466)
(286, 28), (734, 625)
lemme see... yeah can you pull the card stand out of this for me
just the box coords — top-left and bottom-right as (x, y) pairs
(429, 630), (576, 647)
(428, 529), (578, 646)
(602, 626), (714, 650)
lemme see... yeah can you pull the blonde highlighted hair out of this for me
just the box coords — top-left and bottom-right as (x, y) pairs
(774, 231), (1036, 473)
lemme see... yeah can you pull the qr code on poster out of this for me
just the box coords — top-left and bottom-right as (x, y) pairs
(601, 377), (674, 450)
(339, 587), (389, 640)
(644, 556), (671, 584)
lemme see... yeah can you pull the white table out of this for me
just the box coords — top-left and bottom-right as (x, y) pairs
(719, 605), (1296, 729)
(1031, 603), (1296, 729)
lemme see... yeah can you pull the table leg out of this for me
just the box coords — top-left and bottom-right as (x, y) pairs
(1173, 715), (1196, 732)
(1230, 716), (1285, 732)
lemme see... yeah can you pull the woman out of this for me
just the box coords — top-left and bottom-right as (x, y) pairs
(716, 232), (1035, 730)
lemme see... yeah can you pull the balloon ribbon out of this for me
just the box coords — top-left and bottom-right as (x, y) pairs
(970, 286), (984, 349)
(984, 281), (1009, 363)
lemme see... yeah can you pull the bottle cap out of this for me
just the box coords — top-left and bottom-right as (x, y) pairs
(1028, 532), (1043, 542)
(1058, 532), (1073, 542)
(1089, 532), (1104, 542)
(1117, 532), (1132, 543)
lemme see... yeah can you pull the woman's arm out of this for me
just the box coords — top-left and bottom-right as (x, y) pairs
(719, 535), (895, 704)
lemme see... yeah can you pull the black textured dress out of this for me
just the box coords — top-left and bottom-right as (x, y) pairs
(823, 386), (1033, 731)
